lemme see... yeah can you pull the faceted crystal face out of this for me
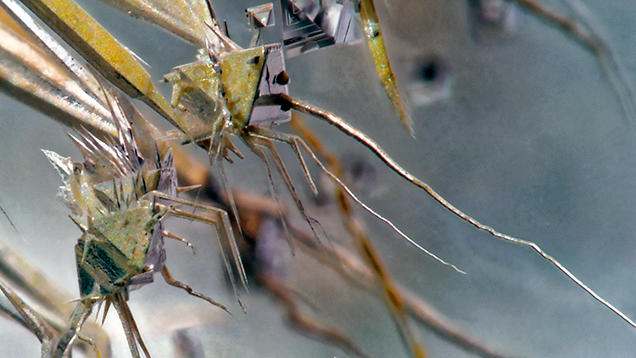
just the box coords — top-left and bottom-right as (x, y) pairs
(250, 44), (292, 126)
(246, 3), (276, 30)
(4, 1), (636, 357)
(281, 0), (362, 57)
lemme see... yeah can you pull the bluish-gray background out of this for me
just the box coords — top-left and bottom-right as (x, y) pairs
(1, 0), (636, 357)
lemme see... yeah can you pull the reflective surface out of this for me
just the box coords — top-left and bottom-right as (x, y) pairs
(2, 0), (636, 357)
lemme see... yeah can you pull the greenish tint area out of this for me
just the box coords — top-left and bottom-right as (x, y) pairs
(220, 46), (266, 128)
(165, 60), (223, 142)
(91, 207), (153, 267)
(75, 202), (156, 296)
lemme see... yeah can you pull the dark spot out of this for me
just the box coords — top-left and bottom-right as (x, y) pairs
(372, 29), (380, 39)
(405, 55), (451, 106)
(278, 96), (292, 111)
(350, 159), (372, 180)
(273, 71), (289, 85)
(250, 56), (260, 65)
(419, 60), (439, 82)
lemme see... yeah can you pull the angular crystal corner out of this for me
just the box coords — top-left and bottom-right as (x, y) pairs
(246, 3), (276, 30)
(281, 0), (362, 57)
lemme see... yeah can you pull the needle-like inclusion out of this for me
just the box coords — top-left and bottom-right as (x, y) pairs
(9, 0), (636, 332)
(279, 0), (413, 135)
(0, 241), (115, 356)
(41, 98), (245, 358)
(0, 4), (503, 357)
(357, 0), (414, 135)
(258, 92), (636, 330)
(0, 2), (253, 356)
(0, 278), (87, 357)
(17, 0), (436, 268)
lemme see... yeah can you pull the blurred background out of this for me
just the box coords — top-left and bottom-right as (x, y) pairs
(1, 0), (636, 357)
